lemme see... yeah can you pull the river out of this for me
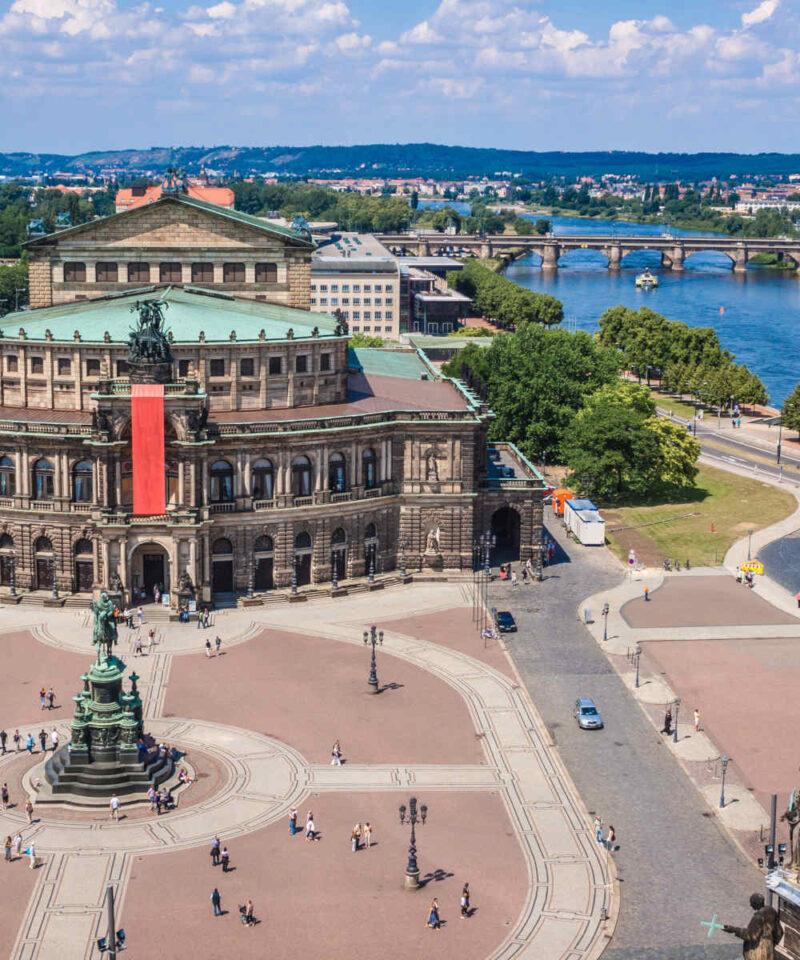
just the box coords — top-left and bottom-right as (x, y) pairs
(415, 202), (799, 404)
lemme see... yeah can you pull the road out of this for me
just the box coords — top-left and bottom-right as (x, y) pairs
(490, 521), (760, 960)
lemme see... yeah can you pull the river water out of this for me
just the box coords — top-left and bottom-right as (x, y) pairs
(415, 202), (799, 404)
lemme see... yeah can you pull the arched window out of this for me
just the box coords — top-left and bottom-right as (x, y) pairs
(210, 460), (234, 502)
(35, 536), (53, 553)
(292, 456), (312, 497)
(328, 452), (347, 493)
(294, 531), (312, 551)
(253, 535), (273, 554)
(0, 456), (15, 497)
(252, 459), (274, 501)
(212, 537), (233, 556)
(331, 527), (347, 546)
(364, 523), (377, 541)
(74, 538), (92, 555)
(0, 534), (13, 550)
(72, 460), (93, 502)
(32, 458), (55, 501)
(362, 448), (378, 490)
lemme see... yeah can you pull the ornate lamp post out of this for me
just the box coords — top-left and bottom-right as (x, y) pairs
(363, 625), (383, 694)
(634, 645), (642, 688)
(51, 556), (58, 600)
(720, 756), (730, 809)
(602, 602), (610, 642)
(246, 557), (254, 599)
(368, 553), (375, 585)
(399, 537), (407, 578)
(331, 549), (339, 591)
(672, 697), (681, 744)
(9, 555), (16, 598)
(291, 550), (298, 596)
(399, 796), (427, 889)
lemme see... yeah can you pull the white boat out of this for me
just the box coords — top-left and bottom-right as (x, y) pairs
(635, 269), (658, 288)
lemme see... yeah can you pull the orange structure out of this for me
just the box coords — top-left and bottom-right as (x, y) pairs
(552, 488), (574, 516)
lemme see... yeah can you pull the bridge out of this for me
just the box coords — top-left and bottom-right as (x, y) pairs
(376, 232), (800, 272)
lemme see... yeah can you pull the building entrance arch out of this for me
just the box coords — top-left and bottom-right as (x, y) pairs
(129, 541), (171, 603)
(253, 535), (274, 591)
(491, 506), (521, 563)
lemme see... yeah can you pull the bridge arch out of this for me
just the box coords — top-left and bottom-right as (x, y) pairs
(682, 249), (737, 270)
(556, 246), (610, 268)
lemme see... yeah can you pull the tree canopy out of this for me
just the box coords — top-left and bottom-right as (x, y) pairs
(448, 260), (563, 327)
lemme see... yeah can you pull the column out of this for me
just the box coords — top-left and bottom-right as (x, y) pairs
(315, 448), (323, 493)
(234, 451), (244, 498)
(119, 538), (128, 595)
(20, 449), (29, 499)
(607, 245), (621, 270)
(114, 461), (122, 506)
(201, 455), (209, 505)
(177, 460), (185, 506)
(100, 538), (109, 590)
(732, 247), (748, 274)
(189, 460), (197, 507)
(671, 245), (685, 272)
(189, 537), (198, 587)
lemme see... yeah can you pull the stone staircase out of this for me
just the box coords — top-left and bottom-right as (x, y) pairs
(40, 745), (174, 804)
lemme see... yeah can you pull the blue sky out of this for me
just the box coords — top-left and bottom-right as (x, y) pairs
(1, 0), (798, 155)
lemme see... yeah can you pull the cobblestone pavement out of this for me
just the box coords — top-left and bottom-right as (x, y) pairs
(1, 583), (613, 960)
(488, 519), (759, 960)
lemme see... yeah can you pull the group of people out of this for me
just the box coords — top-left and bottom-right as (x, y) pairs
(593, 817), (617, 852)
(38, 687), (56, 710)
(209, 837), (256, 926)
(204, 635), (223, 657)
(426, 885), (472, 930)
(3, 833), (36, 869)
(499, 553), (554, 586)
(196, 607), (212, 629)
(143, 784), (175, 816)
(349, 821), (373, 851)
(0, 727), (59, 755)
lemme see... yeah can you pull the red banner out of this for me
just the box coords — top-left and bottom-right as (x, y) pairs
(131, 384), (165, 516)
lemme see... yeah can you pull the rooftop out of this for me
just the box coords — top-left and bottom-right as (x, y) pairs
(348, 347), (434, 380)
(116, 185), (235, 212)
(1, 285), (340, 344)
(312, 257), (397, 275)
(314, 232), (393, 259)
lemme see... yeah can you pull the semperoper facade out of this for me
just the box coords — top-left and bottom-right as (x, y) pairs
(0, 193), (544, 606)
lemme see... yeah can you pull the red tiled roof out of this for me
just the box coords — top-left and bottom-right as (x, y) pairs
(115, 185), (235, 212)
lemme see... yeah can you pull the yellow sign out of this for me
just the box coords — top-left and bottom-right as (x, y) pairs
(740, 561), (764, 575)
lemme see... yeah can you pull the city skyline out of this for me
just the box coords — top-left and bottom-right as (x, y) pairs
(0, 0), (798, 154)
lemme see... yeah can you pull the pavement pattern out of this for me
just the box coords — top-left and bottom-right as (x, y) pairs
(0, 584), (612, 960)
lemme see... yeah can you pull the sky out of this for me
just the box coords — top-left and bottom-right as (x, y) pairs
(1, 0), (800, 154)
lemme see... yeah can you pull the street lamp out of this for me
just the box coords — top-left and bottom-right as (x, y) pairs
(8, 555), (16, 598)
(720, 756), (730, 809)
(246, 557), (254, 599)
(399, 537), (407, 578)
(634, 645), (642, 688)
(291, 551), (298, 596)
(777, 417), (784, 465)
(602, 602), (610, 642)
(399, 796), (427, 889)
(368, 552), (375, 585)
(363, 625), (383, 694)
(331, 549), (339, 591)
(673, 697), (681, 744)
(747, 528), (754, 562)
(50, 556), (58, 600)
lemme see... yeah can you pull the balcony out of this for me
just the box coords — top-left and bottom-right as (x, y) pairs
(209, 502), (236, 514)
(481, 442), (546, 491)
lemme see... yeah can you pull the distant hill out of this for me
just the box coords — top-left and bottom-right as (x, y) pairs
(3, 144), (800, 180)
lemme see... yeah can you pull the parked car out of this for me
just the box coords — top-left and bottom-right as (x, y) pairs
(573, 698), (604, 730)
(496, 611), (517, 633)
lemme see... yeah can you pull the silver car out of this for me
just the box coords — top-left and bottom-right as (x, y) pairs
(574, 698), (604, 730)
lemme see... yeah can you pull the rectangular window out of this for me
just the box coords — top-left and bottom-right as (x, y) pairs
(160, 262), (182, 283)
(342, 284), (350, 292)
(352, 311), (360, 320)
(320, 353), (331, 371)
(96, 262), (118, 282)
(116, 360), (129, 376)
(352, 325), (360, 332)
(320, 297), (328, 306)
(209, 359), (225, 377)
(255, 262), (277, 283)
(353, 298), (361, 305)
(384, 325), (392, 332)
(128, 262), (150, 283)
(374, 284), (382, 292)
(342, 297), (349, 305)
(85, 358), (101, 376)
(310, 284), (317, 292)
(30, 356), (44, 374)
(191, 262), (214, 284)
(342, 310), (349, 319)
(63, 262), (86, 283)
(240, 357), (255, 377)
(57, 358), (71, 375)
(363, 298), (371, 306)
(269, 356), (282, 375)
(178, 359), (190, 378)
(295, 354), (309, 374)
(330, 297), (338, 306)
(330, 284), (338, 292)
(364, 312), (371, 320)
(6, 355), (17, 372)
(319, 284), (328, 292)
(363, 325), (371, 332)
(353, 284), (361, 292)
(374, 311), (382, 320)
(223, 263), (245, 283)
(386, 297), (394, 305)
(364, 284), (371, 292)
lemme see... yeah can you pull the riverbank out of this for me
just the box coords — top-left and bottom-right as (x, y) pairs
(496, 201), (733, 236)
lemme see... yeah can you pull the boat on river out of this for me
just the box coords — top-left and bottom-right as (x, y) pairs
(635, 269), (658, 288)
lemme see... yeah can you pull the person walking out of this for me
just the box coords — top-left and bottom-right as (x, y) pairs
(210, 836), (221, 866)
(39, 688), (46, 710)
(12, 730), (21, 753)
(155, 791), (163, 816)
(137, 607), (143, 627)
(205, 637), (212, 658)
(244, 899), (255, 927)
(644, 586), (650, 602)
(363, 822), (372, 848)
(694, 708), (701, 733)
(427, 898), (441, 930)
(27, 841), (36, 870)
(662, 706), (672, 735)
(211, 888), (222, 917)
(12, 832), (22, 860)
(221, 845), (230, 872)
(47, 688), (55, 710)
(4, 836), (11, 863)
(331, 739), (342, 766)
(511, 570), (518, 587)
(0, 730), (7, 755)
(109, 794), (120, 821)
(215, 635), (222, 656)
(25, 800), (34, 825)
(606, 825), (616, 853)
(594, 816), (603, 843)
(134, 636), (143, 657)
(51, 729), (59, 753)
(25, 734), (34, 754)
(351, 823), (361, 852)
(460, 882), (471, 919)
(305, 813), (315, 842)
(147, 786), (156, 812)
(38, 730), (47, 753)
(289, 808), (298, 836)
(1, 783), (8, 811)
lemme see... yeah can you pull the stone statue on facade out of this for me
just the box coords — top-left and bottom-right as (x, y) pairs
(425, 446), (443, 481)
(109, 570), (123, 593)
(187, 406), (209, 437)
(91, 590), (118, 660)
(333, 309), (349, 336)
(425, 526), (440, 555)
(128, 299), (173, 365)
(782, 790), (800, 869)
(723, 893), (784, 960)
(178, 569), (194, 594)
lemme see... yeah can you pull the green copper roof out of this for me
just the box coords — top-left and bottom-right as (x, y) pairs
(348, 347), (433, 380)
(23, 193), (314, 248)
(2, 285), (340, 344)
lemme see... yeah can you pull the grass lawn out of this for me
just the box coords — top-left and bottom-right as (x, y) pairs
(650, 392), (698, 419)
(602, 464), (796, 567)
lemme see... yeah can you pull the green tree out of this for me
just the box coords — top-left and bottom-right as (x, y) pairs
(644, 416), (700, 488)
(349, 332), (385, 348)
(783, 382), (800, 437)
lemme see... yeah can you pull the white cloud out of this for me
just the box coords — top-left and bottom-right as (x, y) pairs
(742, 0), (779, 28)
(206, 1), (235, 18)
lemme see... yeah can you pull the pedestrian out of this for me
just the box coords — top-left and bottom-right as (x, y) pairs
(4, 836), (11, 863)
(737, 416), (741, 428)
(25, 734), (34, 754)
(134, 636), (143, 657)
(47, 688), (55, 710)
(137, 607), (143, 626)
(644, 586), (650, 602)
(0, 730), (6, 754)
(221, 846), (230, 872)
(289, 808), (298, 836)
(594, 816), (603, 843)
(147, 786), (156, 812)
(511, 570), (518, 586)
(305, 813), (315, 842)
(215, 635), (221, 656)
(39, 687), (46, 710)
(427, 897), (441, 930)
(521, 567), (528, 583)
(662, 706), (673, 735)
(363, 822), (372, 848)
(196, 608), (203, 630)
(155, 791), (162, 816)
(109, 794), (120, 821)
(25, 800), (33, 825)
(211, 836), (221, 866)
(12, 729), (21, 752)
(205, 637), (212, 658)
(351, 823), (361, 852)
(211, 887), (222, 917)
(27, 842), (36, 870)
(460, 882), (471, 919)
(694, 708), (701, 733)
(38, 730), (46, 752)
(203, 608), (210, 629)
(51, 729), (59, 753)
(1, 783), (8, 811)
(606, 825), (616, 853)
(12, 832), (22, 859)
(148, 628), (155, 650)
(331, 739), (342, 766)
(244, 899), (255, 927)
